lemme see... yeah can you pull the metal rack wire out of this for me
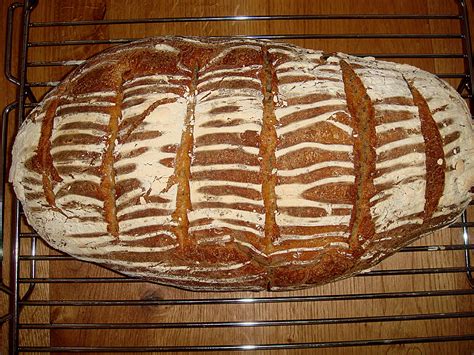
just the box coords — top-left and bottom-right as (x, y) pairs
(2, 0), (474, 352)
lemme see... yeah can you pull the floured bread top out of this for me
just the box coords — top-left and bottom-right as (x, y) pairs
(10, 37), (474, 291)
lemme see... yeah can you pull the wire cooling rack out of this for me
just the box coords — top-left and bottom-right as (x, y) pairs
(2, 0), (474, 352)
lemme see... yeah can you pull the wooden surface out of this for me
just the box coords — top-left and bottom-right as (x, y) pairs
(2, 0), (474, 353)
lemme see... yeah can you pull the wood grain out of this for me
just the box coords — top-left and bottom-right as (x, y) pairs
(2, 0), (474, 354)
(1, 0), (21, 352)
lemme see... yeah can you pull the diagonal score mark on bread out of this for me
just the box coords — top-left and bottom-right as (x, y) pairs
(99, 65), (129, 238)
(33, 87), (65, 212)
(340, 59), (377, 252)
(259, 45), (280, 255)
(170, 64), (199, 250)
(119, 97), (178, 143)
(404, 77), (445, 222)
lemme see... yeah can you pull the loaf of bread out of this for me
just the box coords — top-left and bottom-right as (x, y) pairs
(10, 37), (474, 291)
